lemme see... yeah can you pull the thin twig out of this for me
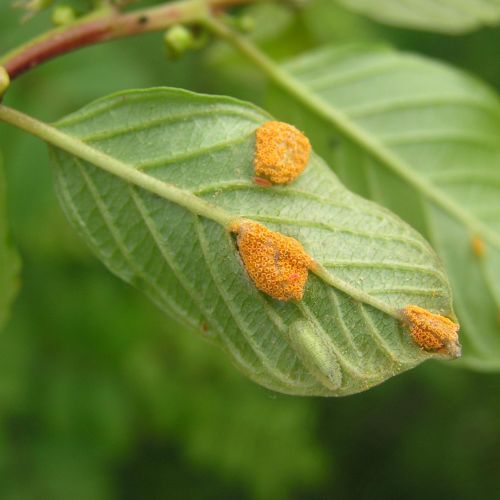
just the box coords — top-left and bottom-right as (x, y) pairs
(1, 0), (261, 80)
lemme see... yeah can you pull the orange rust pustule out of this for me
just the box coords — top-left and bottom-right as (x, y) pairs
(402, 305), (461, 358)
(231, 220), (312, 301)
(254, 121), (311, 184)
(471, 235), (485, 258)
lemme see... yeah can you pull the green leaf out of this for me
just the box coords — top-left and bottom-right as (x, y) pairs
(268, 45), (500, 370)
(334, 0), (500, 33)
(0, 152), (20, 330)
(47, 88), (455, 396)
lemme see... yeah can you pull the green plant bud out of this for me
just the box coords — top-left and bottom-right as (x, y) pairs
(235, 15), (255, 33)
(0, 67), (10, 99)
(164, 25), (195, 58)
(51, 5), (77, 26)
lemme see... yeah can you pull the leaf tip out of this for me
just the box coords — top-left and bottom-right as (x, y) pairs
(231, 220), (312, 301)
(402, 305), (461, 359)
(254, 121), (311, 184)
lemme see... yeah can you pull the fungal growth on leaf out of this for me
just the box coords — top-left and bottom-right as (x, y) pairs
(471, 235), (485, 258)
(231, 220), (313, 301)
(403, 305), (461, 358)
(254, 121), (311, 184)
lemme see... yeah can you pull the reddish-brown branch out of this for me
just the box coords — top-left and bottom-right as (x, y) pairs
(4, 19), (115, 78)
(2, 0), (259, 80)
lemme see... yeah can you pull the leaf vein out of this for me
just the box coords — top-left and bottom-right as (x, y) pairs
(136, 132), (254, 171)
(128, 185), (261, 375)
(80, 109), (262, 143)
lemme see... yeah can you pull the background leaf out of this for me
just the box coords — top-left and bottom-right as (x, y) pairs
(47, 87), (454, 396)
(334, 0), (500, 33)
(268, 44), (500, 370)
(0, 152), (20, 331)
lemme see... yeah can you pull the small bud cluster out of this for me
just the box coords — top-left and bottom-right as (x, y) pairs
(51, 5), (76, 26)
(164, 25), (195, 57)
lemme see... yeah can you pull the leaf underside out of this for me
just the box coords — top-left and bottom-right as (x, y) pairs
(269, 45), (500, 370)
(335, 0), (500, 33)
(50, 88), (453, 396)
(0, 153), (20, 331)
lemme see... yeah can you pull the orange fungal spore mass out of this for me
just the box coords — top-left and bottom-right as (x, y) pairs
(403, 305), (461, 358)
(254, 121), (311, 184)
(471, 235), (485, 257)
(231, 220), (312, 301)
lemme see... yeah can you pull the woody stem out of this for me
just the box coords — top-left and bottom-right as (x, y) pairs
(0, 0), (266, 80)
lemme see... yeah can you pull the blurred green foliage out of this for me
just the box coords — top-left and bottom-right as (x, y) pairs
(0, 1), (499, 499)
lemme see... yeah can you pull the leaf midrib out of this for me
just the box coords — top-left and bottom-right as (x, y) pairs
(0, 102), (440, 323)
